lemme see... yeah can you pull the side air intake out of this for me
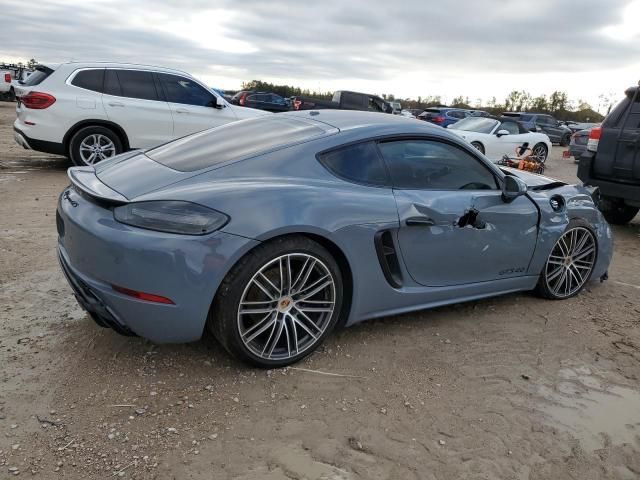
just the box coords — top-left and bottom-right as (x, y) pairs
(374, 231), (403, 288)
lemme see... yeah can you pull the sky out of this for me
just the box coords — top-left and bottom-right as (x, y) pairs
(1, 0), (639, 113)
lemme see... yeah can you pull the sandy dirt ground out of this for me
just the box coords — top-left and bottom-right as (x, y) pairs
(1, 101), (640, 479)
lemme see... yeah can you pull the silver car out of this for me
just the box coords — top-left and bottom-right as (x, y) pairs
(57, 111), (613, 367)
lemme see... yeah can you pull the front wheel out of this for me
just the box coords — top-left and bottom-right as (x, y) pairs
(210, 236), (344, 367)
(69, 126), (122, 166)
(536, 220), (597, 300)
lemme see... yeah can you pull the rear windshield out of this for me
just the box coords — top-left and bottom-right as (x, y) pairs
(22, 66), (54, 86)
(147, 116), (329, 172)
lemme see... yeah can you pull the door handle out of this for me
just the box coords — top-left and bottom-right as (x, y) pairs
(175, 108), (189, 114)
(405, 216), (435, 226)
(108, 101), (124, 107)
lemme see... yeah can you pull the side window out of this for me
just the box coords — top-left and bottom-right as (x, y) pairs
(71, 69), (104, 93)
(500, 121), (520, 134)
(623, 92), (640, 130)
(368, 97), (384, 112)
(158, 73), (214, 107)
(112, 70), (158, 101)
(104, 69), (122, 96)
(317, 142), (389, 186)
(378, 140), (497, 190)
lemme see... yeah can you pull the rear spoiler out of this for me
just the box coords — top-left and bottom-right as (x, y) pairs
(68, 167), (128, 203)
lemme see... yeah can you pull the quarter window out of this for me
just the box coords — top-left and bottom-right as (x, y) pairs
(318, 142), (389, 186)
(378, 140), (497, 190)
(71, 69), (104, 92)
(158, 73), (215, 107)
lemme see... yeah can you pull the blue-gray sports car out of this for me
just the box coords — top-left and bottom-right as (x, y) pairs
(57, 110), (613, 367)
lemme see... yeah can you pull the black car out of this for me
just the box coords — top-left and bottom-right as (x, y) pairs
(231, 91), (289, 112)
(577, 85), (640, 224)
(503, 112), (572, 146)
(568, 128), (591, 164)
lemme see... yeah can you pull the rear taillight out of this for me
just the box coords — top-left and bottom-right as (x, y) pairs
(239, 95), (245, 106)
(21, 91), (56, 109)
(433, 115), (445, 123)
(587, 126), (602, 152)
(4, 73), (10, 83)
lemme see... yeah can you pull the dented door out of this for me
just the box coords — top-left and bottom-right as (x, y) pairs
(393, 189), (539, 287)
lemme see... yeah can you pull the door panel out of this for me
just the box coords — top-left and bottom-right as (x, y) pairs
(394, 189), (539, 287)
(102, 69), (173, 149)
(157, 73), (238, 137)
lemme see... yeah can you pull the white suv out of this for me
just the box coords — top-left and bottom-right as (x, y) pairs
(13, 62), (270, 166)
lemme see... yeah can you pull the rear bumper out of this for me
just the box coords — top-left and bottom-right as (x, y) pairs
(57, 186), (260, 343)
(13, 126), (65, 155)
(578, 153), (640, 204)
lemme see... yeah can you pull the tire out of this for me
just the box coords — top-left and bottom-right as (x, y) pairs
(560, 133), (571, 147)
(69, 126), (122, 167)
(8, 88), (15, 102)
(532, 143), (548, 162)
(210, 236), (344, 367)
(599, 201), (639, 225)
(470, 141), (485, 154)
(536, 219), (597, 300)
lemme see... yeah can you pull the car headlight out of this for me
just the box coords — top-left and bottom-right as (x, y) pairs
(113, 201), (228, 235)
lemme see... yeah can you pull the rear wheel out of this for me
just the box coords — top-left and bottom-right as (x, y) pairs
(210, 236), (344, 367)
(69, 126), (122, 167)
(8, 87), (15, 102)
(470, 141), (485, 154)
(532, 143), (548, 162)
(599, 200), (639, 225)
(536, 219), (597, 300)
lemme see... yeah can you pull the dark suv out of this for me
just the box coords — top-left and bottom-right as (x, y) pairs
(231, 91), (289, 112)
(503, 112), (572, 146)
(577, 85), (640, 224)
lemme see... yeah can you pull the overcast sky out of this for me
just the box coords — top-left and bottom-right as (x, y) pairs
(2, 0), (639, 111)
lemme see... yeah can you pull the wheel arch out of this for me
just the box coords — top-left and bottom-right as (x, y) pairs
(63, 119), (130, 155)
(208, 229), (355, 333)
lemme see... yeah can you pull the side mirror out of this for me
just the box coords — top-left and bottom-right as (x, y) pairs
(496, 129), (510, 137)
(210, 96), (224, 109)
(502, 175), (528, 203)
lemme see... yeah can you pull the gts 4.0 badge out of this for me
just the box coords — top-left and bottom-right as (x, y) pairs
(499, 267), (525, 275)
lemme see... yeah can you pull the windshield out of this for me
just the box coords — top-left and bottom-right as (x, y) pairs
(147, 116), (329, 172)
(449, 117), (498, 133)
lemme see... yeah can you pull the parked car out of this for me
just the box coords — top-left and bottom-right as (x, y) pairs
(292, 90), (392, 113)
(0, 68), (11, 100)
(13, 62), (269, 166)
(400, 109), (417, 118)
(417, 107), (469, 127)
(57, 110), (612, 367)
(231, 91), (290, 112)
(404, 108), (425, 118)
(577, 84), (640, 224)
(567, 128), (592, 163)
(502, 112), (572, 146)
(388, 100), (402, 114)
(565, 121), (597, 133)
(448, 115), (552, 162)
(468, 110), (490, 117)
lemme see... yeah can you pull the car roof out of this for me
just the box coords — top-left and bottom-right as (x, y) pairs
(56, 61), (191, 76)
(280, 109), (447, 137)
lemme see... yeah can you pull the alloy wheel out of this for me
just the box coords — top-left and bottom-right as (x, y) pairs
(79, 134), (116, 165)
(237, 253), (336, 361)
(532, 144), (548, 162)
(544, 227), (596, 298)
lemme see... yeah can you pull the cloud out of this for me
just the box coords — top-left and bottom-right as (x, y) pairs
(0, 0), (639, 105)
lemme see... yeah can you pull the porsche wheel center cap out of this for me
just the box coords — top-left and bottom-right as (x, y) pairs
(278, 297), (294, 313)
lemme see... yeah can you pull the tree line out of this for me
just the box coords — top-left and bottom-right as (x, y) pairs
(242, 80), (607, 122)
